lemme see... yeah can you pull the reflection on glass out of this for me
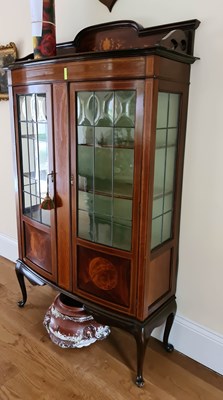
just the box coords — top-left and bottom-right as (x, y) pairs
(95, 127), (113, 147)
(78, 126), (94, 145)
(76, 90), (136, 251)
(114, 148), (134, 197)
(36, 95), (47, 121)
(94, 194), (112, 217)
(78, 210), (93, 241)
(19, 96), (26, 121)
(95, 148), (113, 194)
(78, 144), (94, 173)
(18, 93), (51, 226)
(113, 218), (132, 251)
(94, 214), (112, 247)
(151, 92), (180, 249)
(114, 127), (134, 148)
(78, 191), (93, 213)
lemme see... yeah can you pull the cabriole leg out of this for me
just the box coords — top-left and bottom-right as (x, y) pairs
(163, 311), (175, 352)
(15, 264), (27, 307)
(134, 327), (150, 387)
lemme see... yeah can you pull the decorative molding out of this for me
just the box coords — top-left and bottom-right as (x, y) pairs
(0, 233), (18, 262)
(152, 314), (223, 376)
(98, 0), (118, 12)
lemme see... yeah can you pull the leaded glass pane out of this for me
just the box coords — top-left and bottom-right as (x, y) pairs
(36, 94), (47, 121)
(77, 145), (94, 192)
(95, 148), (113, 194)
(78, 191), (94, 213)
(168, 94), (180, 127)
(94, 194), (112, 217)
(113, 148), (134, 197)
(151, 92), (180, 250)
(95, 127), (113, 147)
(113, 198), (132, 221)
(77, 92), (94, 126)
(78, 126), (94, 145)
(156, 92), (168, 129)
(94, 214), (112, 247)
(162, 211), (172, 242)
(78, 210), (93, 241)
(94, 92), (114, 127)
(112, 218), (132, 251)
(18, 93), (51, 226)
(114, 127), (134, 148)
(153, 148), (166, 197)
(151, 216), (162, 249)
(76, 90), (136, 251)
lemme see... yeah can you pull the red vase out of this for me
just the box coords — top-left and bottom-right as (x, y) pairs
(31, 0), (56, 59)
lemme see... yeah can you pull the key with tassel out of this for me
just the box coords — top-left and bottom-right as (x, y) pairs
(40, 171), (55, 210)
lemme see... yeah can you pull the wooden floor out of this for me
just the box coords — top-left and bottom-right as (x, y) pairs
(0, 256), (222, 400)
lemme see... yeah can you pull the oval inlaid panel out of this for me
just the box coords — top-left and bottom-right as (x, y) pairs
(77, 246), (131, 308)
(89, 257), (118, 291)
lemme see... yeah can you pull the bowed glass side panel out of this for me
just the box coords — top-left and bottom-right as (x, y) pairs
(76, 90), (136, 251)
(151, 92), (180, 250)
(18, 93), (51, 226)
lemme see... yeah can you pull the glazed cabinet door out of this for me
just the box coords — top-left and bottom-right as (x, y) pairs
(70, 80), (144, 315)
(138, 76), (190, 319)
(13, 85), (57, 280)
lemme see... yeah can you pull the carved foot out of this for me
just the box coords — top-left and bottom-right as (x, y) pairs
(163, 307), (176, 353)
(17, 299), (26, 308)
(164, 342), (174, 353)
(135, 375), (145, 388)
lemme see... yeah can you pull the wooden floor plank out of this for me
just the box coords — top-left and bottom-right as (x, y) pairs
(0, 256), (222, 399)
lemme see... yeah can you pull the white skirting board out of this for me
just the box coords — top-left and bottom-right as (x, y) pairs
(152, 314), (223, 376)
(0, 233), (18, 262)
(0, 233), (222, 376)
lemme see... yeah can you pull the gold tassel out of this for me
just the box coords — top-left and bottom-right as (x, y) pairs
(40, 193), (54, 210)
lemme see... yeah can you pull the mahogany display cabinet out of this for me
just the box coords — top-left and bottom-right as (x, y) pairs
(7, 19), (199, 386)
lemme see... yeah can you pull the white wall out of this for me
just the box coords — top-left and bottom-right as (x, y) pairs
(0, 0), (223, 370)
